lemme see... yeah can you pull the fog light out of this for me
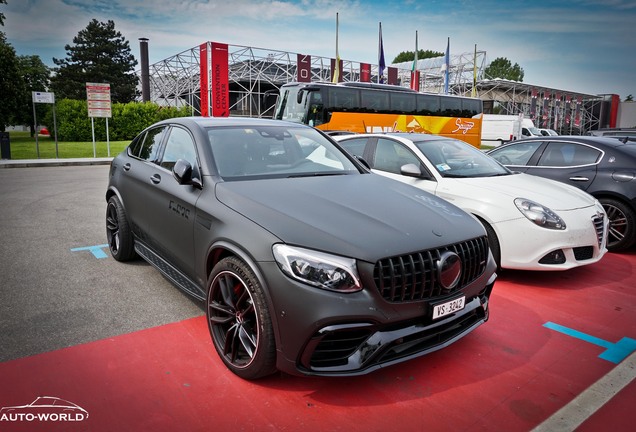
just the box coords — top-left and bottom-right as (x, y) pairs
(539, 250), (566, 265)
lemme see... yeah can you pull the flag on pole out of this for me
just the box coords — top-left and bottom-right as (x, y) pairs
(471, 44), (477, 98)
(332, 12), (340, 83)
(444, 37), (450, 94)
(378, 22), (386, 84)
(411, 30), (418, 90)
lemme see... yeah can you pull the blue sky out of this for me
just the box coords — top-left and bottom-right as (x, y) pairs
(3, 0), (635, 99)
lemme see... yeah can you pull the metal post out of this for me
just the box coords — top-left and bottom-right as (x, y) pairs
(53, 103), (58, 158)
(106, 117), (110, 157)
(32, 96), (40, 158)
(91, 117), (96, 158)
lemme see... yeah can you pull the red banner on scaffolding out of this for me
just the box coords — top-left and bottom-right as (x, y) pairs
(297, 54), (311, 82)
(387, 67), (398, 85)
(360, 63), (371, 82)
(211, 42), (229, 117)
(199, 43), (209, 117)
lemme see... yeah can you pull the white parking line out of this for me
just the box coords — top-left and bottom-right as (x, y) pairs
(532, 350), (636, 432)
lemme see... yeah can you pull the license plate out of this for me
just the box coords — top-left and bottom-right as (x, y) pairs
(432, 296), (465, 320)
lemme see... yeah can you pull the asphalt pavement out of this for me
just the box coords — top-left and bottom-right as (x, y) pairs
(0, 162), (203, 362)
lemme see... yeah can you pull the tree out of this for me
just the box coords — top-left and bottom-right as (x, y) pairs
(0, 3), (23, 132)
(50, 19), (138, 103)
(625, 94), (634, 102)
(12, 55), (51, 136)
(484, 57), (524, 82)
(393, 49), (443, 64)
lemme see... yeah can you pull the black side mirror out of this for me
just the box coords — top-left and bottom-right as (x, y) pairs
(173, 159), (202, 189)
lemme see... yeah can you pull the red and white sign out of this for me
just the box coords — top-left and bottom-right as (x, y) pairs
(86, 83), (112, 118)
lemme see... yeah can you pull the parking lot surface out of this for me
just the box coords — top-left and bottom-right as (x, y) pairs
(0, 164), (634, 431)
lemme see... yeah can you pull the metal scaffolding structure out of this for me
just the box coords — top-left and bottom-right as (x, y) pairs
(142, 42), (607, 133)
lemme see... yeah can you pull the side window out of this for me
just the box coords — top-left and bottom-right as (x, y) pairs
(491, 142), (543, 166)
(374, 138), (420, 174)
(130, 126), (166, 162)
(160, 127), (198, 171)
(569, 144), (602, 165)
(338, 138), (368, 159)
(537, 142), (570, 167)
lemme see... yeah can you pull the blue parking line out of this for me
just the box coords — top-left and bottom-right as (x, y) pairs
(71, 244), (110, 259)
(544, 321), (636, 364)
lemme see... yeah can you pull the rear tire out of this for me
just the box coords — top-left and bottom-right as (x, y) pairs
(106, 195), (136, 261)
(600, 198), (636, 251)
(206, 257), (277, 379)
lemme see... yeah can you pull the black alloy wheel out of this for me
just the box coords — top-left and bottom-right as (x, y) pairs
(601, 198), (636, 252)
(207, 257), (276, 379)
(106, 195), (136, 261)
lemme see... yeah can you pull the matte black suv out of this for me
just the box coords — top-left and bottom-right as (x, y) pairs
(106, 117), (497, 379)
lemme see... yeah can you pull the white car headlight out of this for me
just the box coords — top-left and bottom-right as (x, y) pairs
(514, 198), (566, 230)
(273, 244), (361, 292)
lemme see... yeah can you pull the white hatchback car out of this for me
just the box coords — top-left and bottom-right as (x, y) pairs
(334, 133), (609, 271)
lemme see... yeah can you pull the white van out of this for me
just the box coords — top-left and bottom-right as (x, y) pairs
(521, 119), (542, 137)
(481, 114), (523, 146)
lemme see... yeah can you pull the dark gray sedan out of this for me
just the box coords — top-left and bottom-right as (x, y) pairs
(106, 116), (496, 379)
(488, 135), (636, 251)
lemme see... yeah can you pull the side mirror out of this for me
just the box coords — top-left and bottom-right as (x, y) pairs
(354, 155), (372, 171)
(401, 163), (423, 178)
(173, 159), (202, 189)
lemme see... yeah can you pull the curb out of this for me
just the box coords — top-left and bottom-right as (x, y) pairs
(0, 158), (113, 168)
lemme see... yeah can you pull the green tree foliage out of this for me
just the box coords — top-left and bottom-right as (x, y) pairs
(13, 55), (51, 136)
(0, 35), (22, 131)
(484, 57), (524, 82)
(625, 94), (633, 102)
(392, 49), (443, 64)
(50, 19), (138, 103)
(0, 0), (6, 26)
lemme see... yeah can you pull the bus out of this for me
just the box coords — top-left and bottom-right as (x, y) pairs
(273, 82), (483, 147)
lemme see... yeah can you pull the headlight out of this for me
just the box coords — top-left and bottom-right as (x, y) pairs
(514, 198), (566, 230)
(272, 244), (361, 292)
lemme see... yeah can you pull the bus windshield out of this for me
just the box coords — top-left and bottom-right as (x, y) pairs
(274, 82), (484, 147)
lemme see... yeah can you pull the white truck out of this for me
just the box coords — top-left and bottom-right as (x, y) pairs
(481, 114), (523, 146)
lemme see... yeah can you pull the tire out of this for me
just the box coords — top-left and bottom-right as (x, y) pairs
(106, 195), (136, 261)
(480, 219), (501, 272)
(600, 198), (636, 252)
(206, 257), (276, 379)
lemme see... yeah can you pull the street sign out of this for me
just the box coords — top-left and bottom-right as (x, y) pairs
(32, 92), (55, 104)
(86, 83), (112, 118)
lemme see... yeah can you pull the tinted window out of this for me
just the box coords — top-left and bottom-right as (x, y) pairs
(360, 90), (389, 113)
(130, 126), (166, 162)
(490, 141), (543, 166)
(440, 97), (462, 116)
(416, 94), (440, 115)
(160, 127), (198, 171)
(390, 92), (416, 114)
(538, 142), (601, 167)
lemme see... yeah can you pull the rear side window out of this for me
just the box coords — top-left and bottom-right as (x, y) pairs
(339, 138), (368, 159)
(128, 126), (167, 162)
(538, 142), (601, 167)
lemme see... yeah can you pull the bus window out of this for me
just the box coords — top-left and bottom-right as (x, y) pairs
(390, 92), (416, 114)
(360, 89), (389, 113)
(462, 98), (482, 117)
(307, 91), (325, 127)
(327, 87), (359, 112)
(416, 94), (440, 115)
(440, 97), (462, 116)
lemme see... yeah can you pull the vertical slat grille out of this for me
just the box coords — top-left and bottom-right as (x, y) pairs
(593, 214), (605, 247)
(374, 236), (489, 303)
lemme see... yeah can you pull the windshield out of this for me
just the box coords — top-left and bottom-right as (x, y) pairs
(207, 125), (360, 180)
(414, 138), (511, 178)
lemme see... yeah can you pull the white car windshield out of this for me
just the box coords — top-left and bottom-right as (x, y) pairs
(414, 138), (511, 178)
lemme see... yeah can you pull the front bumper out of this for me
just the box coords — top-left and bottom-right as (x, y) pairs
(259, 251), (497, 377)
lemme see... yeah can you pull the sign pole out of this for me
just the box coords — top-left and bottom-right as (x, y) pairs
(91, 117), (96, 158)
(32, 94), (39, 158)
(106, 118), (110, 157)
(86, 83), (112, 158)
(52, 103), (58, 158)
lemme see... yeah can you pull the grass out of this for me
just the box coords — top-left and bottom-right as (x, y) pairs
(4, 131), (129, 159)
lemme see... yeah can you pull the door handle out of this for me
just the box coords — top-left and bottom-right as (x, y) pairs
(123, 163), (131, 171)
(569, 176), (589, 182)
(150, 174), (161, 184)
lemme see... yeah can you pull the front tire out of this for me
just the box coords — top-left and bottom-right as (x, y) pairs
(106, 195), (136, 261)
(600, 198), (636, 251)
(206, 257), (276, 379)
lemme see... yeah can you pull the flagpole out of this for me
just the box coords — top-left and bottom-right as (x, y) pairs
(378, 22), (385, 84)
(333, 12), (340, 83)
(472, 44), (477, 98)
(444, 37), (450, 94)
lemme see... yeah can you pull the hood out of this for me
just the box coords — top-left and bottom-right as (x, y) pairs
(215, 174), (485, 262)
(449, 173), (597, 211)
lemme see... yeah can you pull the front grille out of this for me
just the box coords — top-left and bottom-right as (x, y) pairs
(593, 214), (605, 247)
(309, 328), (373, 368)
(373, 236), (489, 303)
(574, 246), (594, 261)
